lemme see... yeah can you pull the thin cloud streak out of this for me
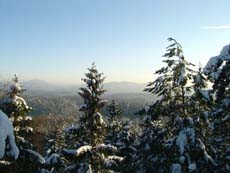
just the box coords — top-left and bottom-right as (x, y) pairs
(201, 25), (230, 30)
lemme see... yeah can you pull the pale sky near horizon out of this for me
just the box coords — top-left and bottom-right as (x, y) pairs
(0, 0), (230, 84)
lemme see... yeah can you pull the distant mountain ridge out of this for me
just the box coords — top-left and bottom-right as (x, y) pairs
(1, 79), (154, 117)
(21, 79), (147, 96)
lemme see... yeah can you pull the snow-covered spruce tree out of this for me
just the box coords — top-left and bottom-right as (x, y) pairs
(42, 116), (67, 173)
(105, 100), (137, 172)
(185, 66), (218, 172)
(135, 104), (167, 172)
(106, 100), (122, 148)
(204, 44), (230, 172)
(63, 63), (123, 172)
(190, 66), (213, 140)
(137, 38), (216, 172)
(106, 100), (122, 123)
(78, 63), (107, 147)
(0, 75), (45, 173)
(161, 39), (217, 173)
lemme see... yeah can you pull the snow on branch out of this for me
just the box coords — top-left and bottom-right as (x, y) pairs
(24, 149), (45, 164)
(95, 144), (118, 153)
(75, 145), (92, 157)
(204, 44), (230, 79)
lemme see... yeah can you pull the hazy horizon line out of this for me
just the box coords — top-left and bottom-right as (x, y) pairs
(0, 77), (148, 86)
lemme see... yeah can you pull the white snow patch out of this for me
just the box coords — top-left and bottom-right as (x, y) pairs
(197, 138), (205, 150)
(76, 145), (92, 157)
(188, 162), (197, 172)
(10, 82), (22, 92)
(177, 62), (187, 84)
(204, 150), (217, 166)
(96, 144), (117, 153)
(25, 116), (32, 121)
(144, 105), (150, 114)
(97, 100), (107, 108)
(24, 126), (33, 133)
(0, 110), (19, 160)
(79, 104), (88, 110)
(46, 153), (59, 165)
(226, 163), (230, 170)
(171, 163), (181, 173)
(16, 116), (23, 122)
(179, 156), (185, 164)
(176, 130), (187, 155)
(222, 115), (230, 121)
(107, 156), (124, 162)
(93, 112), (105, 126)
(3, 95), (31, 110)
(204, 44), (230, 79)
(176, 127), (195, 155)
(25, 149), (45, 164)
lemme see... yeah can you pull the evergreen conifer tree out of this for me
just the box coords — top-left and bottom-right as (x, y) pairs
(78, 63), (107, 147)
(137, 38), (217, 172)
(0, 75), (45, 173)
(63, 63), (123, 172)
(190, 66), (213, 137)
(204, 44), (230, 171)
(42, 116), (67, 173)
(106, 100), (136, 172)
(106, 100), (122, 122)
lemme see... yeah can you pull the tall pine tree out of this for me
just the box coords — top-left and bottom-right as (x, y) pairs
(106, 100), (137, 172)
(204, 44), (230, 172)
(137, 38), (216, 172)
(0, 75), (45, 173)
(63, 63), (123, 173)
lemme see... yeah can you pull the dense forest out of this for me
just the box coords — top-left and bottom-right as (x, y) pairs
(0, 38), (229, 173)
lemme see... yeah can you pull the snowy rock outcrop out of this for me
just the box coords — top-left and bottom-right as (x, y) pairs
(0, 110), (19, 160)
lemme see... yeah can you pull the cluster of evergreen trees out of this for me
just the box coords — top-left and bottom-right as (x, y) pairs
(136, 38), (230, 173)
(0, 38), (229, 173)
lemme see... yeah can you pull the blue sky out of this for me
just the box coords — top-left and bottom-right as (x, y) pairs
(0, 0), (230, 84)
